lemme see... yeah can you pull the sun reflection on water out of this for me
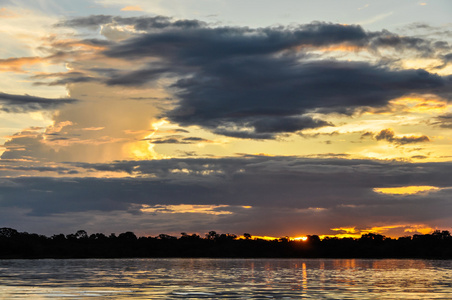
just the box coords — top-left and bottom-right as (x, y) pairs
(0, 259), (451, 299)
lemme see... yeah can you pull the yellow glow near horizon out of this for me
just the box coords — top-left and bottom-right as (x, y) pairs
(373, 185), (441, 195)
(247, 235), (310, 241)
(331, 227), (358, 234)
(327, 224), (436, 239)
(319, 233), (362, 239)
(403, 226), (434, 235)
(140, 204), (232, 215)
(242, 235), (279, 241)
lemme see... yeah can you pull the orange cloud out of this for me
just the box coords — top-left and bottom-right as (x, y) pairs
(82, 127), (105, 131)
(294, 44), (363, 53)
(49, 39), (108, 52)
(0, 56), (44, 72)
(121, 5), (143, 11)
(0, 7), (18, 18)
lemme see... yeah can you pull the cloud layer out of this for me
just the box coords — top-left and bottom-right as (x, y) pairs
(55, 16), (452, 138)
(0, 92), (77, 113)
(1, 156), (451, 235)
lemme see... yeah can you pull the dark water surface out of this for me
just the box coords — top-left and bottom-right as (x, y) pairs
(0, 258), (451, 299)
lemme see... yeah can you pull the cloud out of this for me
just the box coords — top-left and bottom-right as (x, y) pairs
(33, 76), (97, 86)
(373, 185), (441, 195)
(2, 156), (452, 235)
(89, 17), (450, 138)
(0, 92), (77, 113)
(0, 56), (43, 72)
(145, 136), (211, 144)
(49, 16), (452, 138)
(57, 15), (204, 31)
(56, 14), (115, 29)
(120, 5), (143, 12)
(431, 113), (452, 128)
(374, 129), (430, 145)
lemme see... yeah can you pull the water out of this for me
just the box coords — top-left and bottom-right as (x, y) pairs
(0, 259), (451, 299)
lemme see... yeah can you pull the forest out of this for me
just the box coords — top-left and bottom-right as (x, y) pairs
(1, 228), (451, 259)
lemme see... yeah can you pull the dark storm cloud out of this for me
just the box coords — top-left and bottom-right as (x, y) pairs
(57, 16), (452, 138)
(105, 66), (172, 86)
(103, 22), (369, 60)
(2, 157), (452, 224)
(374, 129), (430, 145)
(0, 92), (77, 113)
(60, 15), (446, 57)
(100, 19), (447, 60)
(169, 61), (447, 138)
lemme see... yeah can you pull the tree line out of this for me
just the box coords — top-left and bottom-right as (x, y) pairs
(1, 228), (451, 259)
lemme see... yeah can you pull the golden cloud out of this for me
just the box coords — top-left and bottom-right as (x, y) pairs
(323, 224), (436, 239)
(0, 56), (44, 72)
(140, 204), (232, 215)
(120, 5), (143, 11)
(373, 185), (441, 195)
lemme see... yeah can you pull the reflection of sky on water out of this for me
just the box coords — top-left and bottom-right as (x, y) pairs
(0, 259), (451, 299)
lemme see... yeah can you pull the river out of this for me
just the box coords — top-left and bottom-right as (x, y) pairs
(0, 258), (451, 299)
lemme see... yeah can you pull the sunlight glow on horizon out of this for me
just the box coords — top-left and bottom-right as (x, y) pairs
(373, 186), (442, 195)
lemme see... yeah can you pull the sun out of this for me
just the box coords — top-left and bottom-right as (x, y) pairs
(293, 236), (308, 242)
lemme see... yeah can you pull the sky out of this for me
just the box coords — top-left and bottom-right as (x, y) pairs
(1, 0), (452, 238)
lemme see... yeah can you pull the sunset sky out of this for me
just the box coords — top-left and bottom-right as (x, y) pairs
(1, 0), (452, 238)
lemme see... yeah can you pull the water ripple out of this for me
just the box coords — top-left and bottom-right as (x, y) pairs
(0, 259), (451, 299)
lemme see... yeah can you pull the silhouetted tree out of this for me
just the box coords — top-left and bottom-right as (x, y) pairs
(432, 230), (451, 240)
(89, 233), (107, 240)
(75, 230), (88, 239)
(206, 231), (219, 240)
(66, 233), (77, 240)
(0, 228), (18, 238)
(1, 228), (452, 259)
(51, 234), (66, 241)
(158, 233), (176, 240)
(118, 232), (137, 240)
(360, 233), (384, 242)
(308, 235), (320, 243)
